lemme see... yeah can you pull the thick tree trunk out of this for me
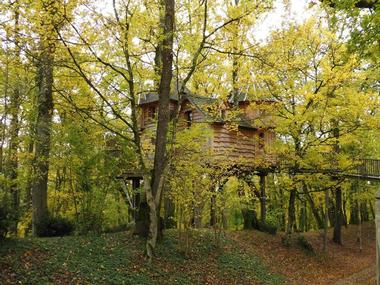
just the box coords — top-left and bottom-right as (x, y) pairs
(5, 4), (21, 236)
(287, 189), (297, 234)
(333, 186), (343, 244)
(283, 188), (297, 246)
(32, 45), (54, 236)
(132, 178), (150, 237)
(241, 208), (259, 229)
(7, 82), (20, 236)
(146, 0), (174, 260)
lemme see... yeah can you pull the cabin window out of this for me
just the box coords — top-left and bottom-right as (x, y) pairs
(220, 109), (226, 119)
(185, 110), (193, 127)
(148, 106), (156, 119)
(259, 132), (265, 149)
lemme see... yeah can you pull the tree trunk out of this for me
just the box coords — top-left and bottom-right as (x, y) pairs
(361, 201), (369, 221)
(210, 194), (216, 227)
(259, 173), (266, 224)
(279, 187), (286, 231)
(333, 186), (342, 244)
(299, 201), (307, 232)
(164, 197), (175, 228)
(241, 208), (259, 229)
(332, 120), (342, 244)
(303, 183), (324, 229)
(32, 44), (54, 236)
(286, 189), (297, 234)
(146, 0), (174, 261)
(133, 178), (150, 237)
(4, 3), (21, 236)
(323, 189), (329, 253)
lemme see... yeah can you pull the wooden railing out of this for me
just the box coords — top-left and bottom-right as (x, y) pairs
(279, 157), (380, 180)
(354, 159), (380, 179)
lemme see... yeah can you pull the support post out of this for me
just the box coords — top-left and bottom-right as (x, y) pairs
(259, 173), (266, 224)
(376, 188), (380, 285)
(132, 178), (141, 210)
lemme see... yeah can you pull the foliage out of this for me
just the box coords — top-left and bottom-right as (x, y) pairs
(0, 229), (286, 285)
(0, 205), (12, 240)
(296, 235), (315, 255)
(218, 251), (285, 284)
(38, 216), (74, 237)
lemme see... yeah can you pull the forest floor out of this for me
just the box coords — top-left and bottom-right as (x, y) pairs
(0, 222), (376, 285)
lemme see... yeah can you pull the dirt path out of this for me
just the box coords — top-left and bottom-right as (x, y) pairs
(229, 223), (376, 284)
(333, 264), (376, 285)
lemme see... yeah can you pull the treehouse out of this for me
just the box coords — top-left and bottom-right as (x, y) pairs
(138, 88), (276, 170)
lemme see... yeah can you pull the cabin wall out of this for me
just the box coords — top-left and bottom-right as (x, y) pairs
(239, 102), (275, 128)
(177, 101), (205, 129)
(211, 124), (275, 166)
(140, 101), (177, 130)
(138, 99), (276, 167)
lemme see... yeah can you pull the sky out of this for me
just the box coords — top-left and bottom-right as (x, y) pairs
(254, 0), (315, 41)
(95, 0), (314, 42)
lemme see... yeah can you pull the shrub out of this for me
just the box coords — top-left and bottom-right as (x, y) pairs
(39, 216), (74, 237)
(258, 221), (277, 235)
(297, 235), (315, 255)
(0, 206), (12, 240)
(103, 223), (132, 233)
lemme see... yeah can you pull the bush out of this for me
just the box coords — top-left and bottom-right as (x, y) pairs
(39, 216), (74, 237)
(258, 221), (277, 235)
(0, 206), (12, 240)
(297, 235), (315, 255)
(103, 223), (132, 234)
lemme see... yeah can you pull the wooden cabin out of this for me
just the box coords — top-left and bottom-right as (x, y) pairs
(138, 89), (276, 168)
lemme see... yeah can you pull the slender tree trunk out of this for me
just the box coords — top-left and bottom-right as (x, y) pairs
(303, 183), (324, 229)
(279, 186), (286, 231)
(32, 43), (54, 236)
(358, 202), (362, 252)
(24, 124), (35, 210)
(361, 201), (369, 221)
(350, 182), (359, 224)
(333, 186), (343, 244)
(210, 193), (216, 227)
(332, 120), (342, 244)
(343, 197), (348, 227)
(323, 189), (329, 253)
(259, 173), (266, 224)
(299, 200), (307, 232)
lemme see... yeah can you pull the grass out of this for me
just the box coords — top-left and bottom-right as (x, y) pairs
(0, 229), (284, 285)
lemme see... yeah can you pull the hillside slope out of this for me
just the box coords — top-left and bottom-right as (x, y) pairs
(0, 223), (375, 285)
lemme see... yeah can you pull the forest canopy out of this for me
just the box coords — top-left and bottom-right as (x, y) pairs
(0, 0), (379, 262)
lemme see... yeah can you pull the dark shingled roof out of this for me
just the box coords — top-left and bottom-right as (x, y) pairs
(138, 92), (179, 104)
(138, 88), (274, 129)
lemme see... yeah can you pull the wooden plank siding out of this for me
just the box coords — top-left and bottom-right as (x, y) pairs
(140, 101), (177, 131)
(211, 124), (275, 166)
(139, 98), (276, 168)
